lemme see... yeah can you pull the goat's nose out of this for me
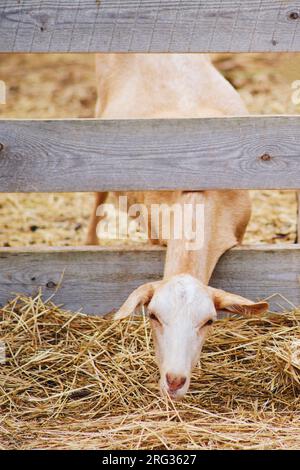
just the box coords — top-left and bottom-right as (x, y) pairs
(166, 373), (187, 392)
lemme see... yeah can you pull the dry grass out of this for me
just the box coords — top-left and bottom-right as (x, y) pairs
(0, 293), (300, 450)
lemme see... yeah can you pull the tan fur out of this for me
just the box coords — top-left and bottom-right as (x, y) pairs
(88, 53), (250, 282)
(86, 192), (108, 245)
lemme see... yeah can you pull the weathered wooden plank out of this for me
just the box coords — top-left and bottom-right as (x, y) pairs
(297, 192), (300, 242)
(0, 0), (300, 53)
(0, 245), (299, 315)
(1, 117), (300, 192)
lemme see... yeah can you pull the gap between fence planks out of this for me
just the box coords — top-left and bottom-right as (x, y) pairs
(0, 245), (299, 315)
(1, 0), (300, 53)
(1, 116), (300, 192)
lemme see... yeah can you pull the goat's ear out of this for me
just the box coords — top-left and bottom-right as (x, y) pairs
(208, 287), (269, 316)
(114, 282), (160, 320)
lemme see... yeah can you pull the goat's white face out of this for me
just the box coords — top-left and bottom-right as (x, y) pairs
(114, 274), (268, 400)
(147, 275), (216, 399)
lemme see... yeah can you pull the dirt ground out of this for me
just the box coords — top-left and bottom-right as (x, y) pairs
(0, 53), (299, 247)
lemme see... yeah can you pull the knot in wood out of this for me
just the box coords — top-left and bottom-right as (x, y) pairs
(46, 281), (57, 289)
(260, 153), (272, 162)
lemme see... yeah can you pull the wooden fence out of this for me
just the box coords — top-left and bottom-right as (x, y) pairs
(0, 245), (299, 315)
(0, 0), (299, 314)
(1, 0), (300, 53)
(1, 117), (300, 192)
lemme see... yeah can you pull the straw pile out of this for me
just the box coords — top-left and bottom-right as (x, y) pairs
(1, 293), (299, 450)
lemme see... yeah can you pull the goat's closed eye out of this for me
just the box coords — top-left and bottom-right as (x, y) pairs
(199, 319), (214, 329)
(149, 312), (161, 325)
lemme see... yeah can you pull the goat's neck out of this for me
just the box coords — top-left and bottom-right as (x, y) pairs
(163, 191), (250, 285)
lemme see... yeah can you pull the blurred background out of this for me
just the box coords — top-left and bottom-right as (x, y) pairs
(0, 53), (299, 247)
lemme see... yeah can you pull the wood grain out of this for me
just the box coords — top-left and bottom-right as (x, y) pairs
(297, 192), (300, 242)
(1, 1), (300, 53)
(0, 245), (299, 315)
(1, 117), (300, 192)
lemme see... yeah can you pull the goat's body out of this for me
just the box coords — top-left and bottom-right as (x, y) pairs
(94, 54), (247, 118)
(87, 54), (251, 283)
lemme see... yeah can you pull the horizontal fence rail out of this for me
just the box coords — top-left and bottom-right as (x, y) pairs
(0, 245), (299, 315)
(1, 117), (300, 192)
(1, 0), (300, 53)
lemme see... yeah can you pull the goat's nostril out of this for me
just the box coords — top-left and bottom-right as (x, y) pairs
(166, 373), (187, 391)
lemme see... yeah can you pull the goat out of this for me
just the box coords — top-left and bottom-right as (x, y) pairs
(88, 54), (269, 399)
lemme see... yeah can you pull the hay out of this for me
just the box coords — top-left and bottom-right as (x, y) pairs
(1, 293), (300, 450)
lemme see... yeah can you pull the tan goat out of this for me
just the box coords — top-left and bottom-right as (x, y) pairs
(87, 54), (269, 399)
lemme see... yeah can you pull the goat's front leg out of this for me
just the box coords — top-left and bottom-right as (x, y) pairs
(86, 192), (108, 245)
